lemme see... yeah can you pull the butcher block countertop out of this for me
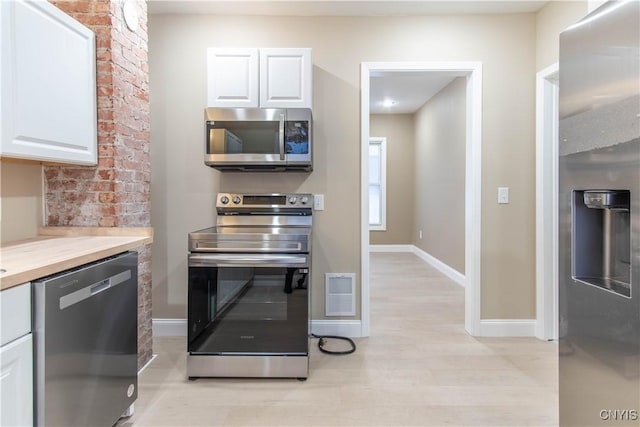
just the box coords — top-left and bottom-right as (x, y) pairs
(0, 227), (153, 291)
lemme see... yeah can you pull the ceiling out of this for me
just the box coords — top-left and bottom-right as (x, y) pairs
(148, 0), (549, 16)
(148, 0), (549, 114)
(370, 71), (468, 114)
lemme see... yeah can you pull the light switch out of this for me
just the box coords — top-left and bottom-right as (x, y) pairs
(314, 194), (324, 211)
(498, 187), (509, 204)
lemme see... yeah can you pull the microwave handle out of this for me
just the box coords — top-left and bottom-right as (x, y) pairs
(279, 113), (285, 161)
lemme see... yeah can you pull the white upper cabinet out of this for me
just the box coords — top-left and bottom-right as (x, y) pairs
(207, 47), (312, 109)
(207, 48), (259, 108)
(0, 0), (97, 165)
(259, 48), (312, 109)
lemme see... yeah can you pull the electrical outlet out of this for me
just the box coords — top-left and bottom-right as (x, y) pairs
(419, 230), (423, 239)
(498, 187), (509, 204)
(313, 194), (324, 211)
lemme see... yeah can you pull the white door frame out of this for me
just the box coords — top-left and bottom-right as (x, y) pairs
(360, 61), (483, 336)
(535, 63), (560, 341)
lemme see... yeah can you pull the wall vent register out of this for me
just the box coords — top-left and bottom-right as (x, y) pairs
(325, 273), (356, 316)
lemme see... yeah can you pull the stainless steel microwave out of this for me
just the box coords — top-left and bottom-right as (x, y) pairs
(204, 108), (312, 172)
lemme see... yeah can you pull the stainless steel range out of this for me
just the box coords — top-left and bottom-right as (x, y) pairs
(187, 193), (312, 379)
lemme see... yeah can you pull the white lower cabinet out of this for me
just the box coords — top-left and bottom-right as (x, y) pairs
(0, 334), (33, 427)
(0, 282), (33, 427)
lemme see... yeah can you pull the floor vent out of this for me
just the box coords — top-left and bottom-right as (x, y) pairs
(325, 273), (356, 316)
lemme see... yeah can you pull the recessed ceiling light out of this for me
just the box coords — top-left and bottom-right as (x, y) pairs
(382, 99), (397, 108)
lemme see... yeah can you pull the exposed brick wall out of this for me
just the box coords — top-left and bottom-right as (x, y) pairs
(45, 0), (152, 369)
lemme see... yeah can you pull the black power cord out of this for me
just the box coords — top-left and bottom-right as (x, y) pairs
(310, 333), (356, 355)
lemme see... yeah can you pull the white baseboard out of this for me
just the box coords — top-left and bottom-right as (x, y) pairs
(478, 319), (536, 337)
(153, 318), (364, 339)
(310, 320), (363, 338)
(411, 246), (466, 288)
(153, 318), (187, 337)
(369, 244), (413, 253)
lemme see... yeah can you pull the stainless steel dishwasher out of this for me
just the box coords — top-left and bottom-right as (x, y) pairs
(33, 251), (138, 427)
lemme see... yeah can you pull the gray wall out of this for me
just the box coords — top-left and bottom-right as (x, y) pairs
(369, 114), (415, 245)
(413, 78), (466, 274)
(149, 10), (572, 322)
(536, 1), (588, 71)
(0, 2), (590, 325)
(0, 161), (43, 244)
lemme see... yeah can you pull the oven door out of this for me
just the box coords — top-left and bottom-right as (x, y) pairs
(187, 253), (309, 356)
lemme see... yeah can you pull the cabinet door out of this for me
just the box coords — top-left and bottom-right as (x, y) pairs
(259, 48), (312, 109)
(207, 48), (259, 108)
(0, 0), (97, 165)
(0, 334), (33, 427)
(0, 282), (31, 347)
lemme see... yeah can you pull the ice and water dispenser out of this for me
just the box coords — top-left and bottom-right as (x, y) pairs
(573, 190), (631, 297)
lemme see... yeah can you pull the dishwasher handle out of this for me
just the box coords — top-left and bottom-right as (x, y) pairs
(59, 269), (132, 310)
(90, 279), (111, 295)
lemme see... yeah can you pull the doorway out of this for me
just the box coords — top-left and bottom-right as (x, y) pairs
(360, 62), (483, 336)
(535, 63), (559, 341)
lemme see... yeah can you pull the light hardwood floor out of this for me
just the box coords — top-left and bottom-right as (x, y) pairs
(118, 252), (558, 427)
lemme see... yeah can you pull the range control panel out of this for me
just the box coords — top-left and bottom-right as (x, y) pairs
(217, 193), (314, 208)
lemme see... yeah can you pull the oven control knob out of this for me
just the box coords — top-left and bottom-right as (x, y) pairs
(220, 196), (229, 205)
(232, 196), (241, 204)
(288, 196), (298, 204)
(300, 196), (309, 205)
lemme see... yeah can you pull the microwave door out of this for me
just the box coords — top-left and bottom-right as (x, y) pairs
(204, 108), (312, 171)
(205, 108), (286, 168)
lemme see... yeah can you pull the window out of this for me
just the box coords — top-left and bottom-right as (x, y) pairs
(369, 137), (386, 230)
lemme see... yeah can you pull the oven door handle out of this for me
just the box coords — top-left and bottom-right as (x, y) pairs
(188, 253), (308, 268)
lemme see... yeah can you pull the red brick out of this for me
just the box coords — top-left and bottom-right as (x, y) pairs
(92, 1), (110, 13)
(98, 192), (115, 203)
(97, 169), (115, 180)
(50, 1), (91, 14)
(96, 49), (112, 62)
(96, 61), (112, 75)
(87, 181), (115, 192)
(44, 168), (60, 180)
(45, 0), (151, 369)
(97, 95), (114, 110)
(98, 217), (116, 227)
(98, 145), (115, 159)
(61, 168), (96, 180)
(81, 14), (111, 26)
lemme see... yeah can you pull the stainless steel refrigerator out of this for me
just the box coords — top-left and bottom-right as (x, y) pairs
(559, 1), (640, 425)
